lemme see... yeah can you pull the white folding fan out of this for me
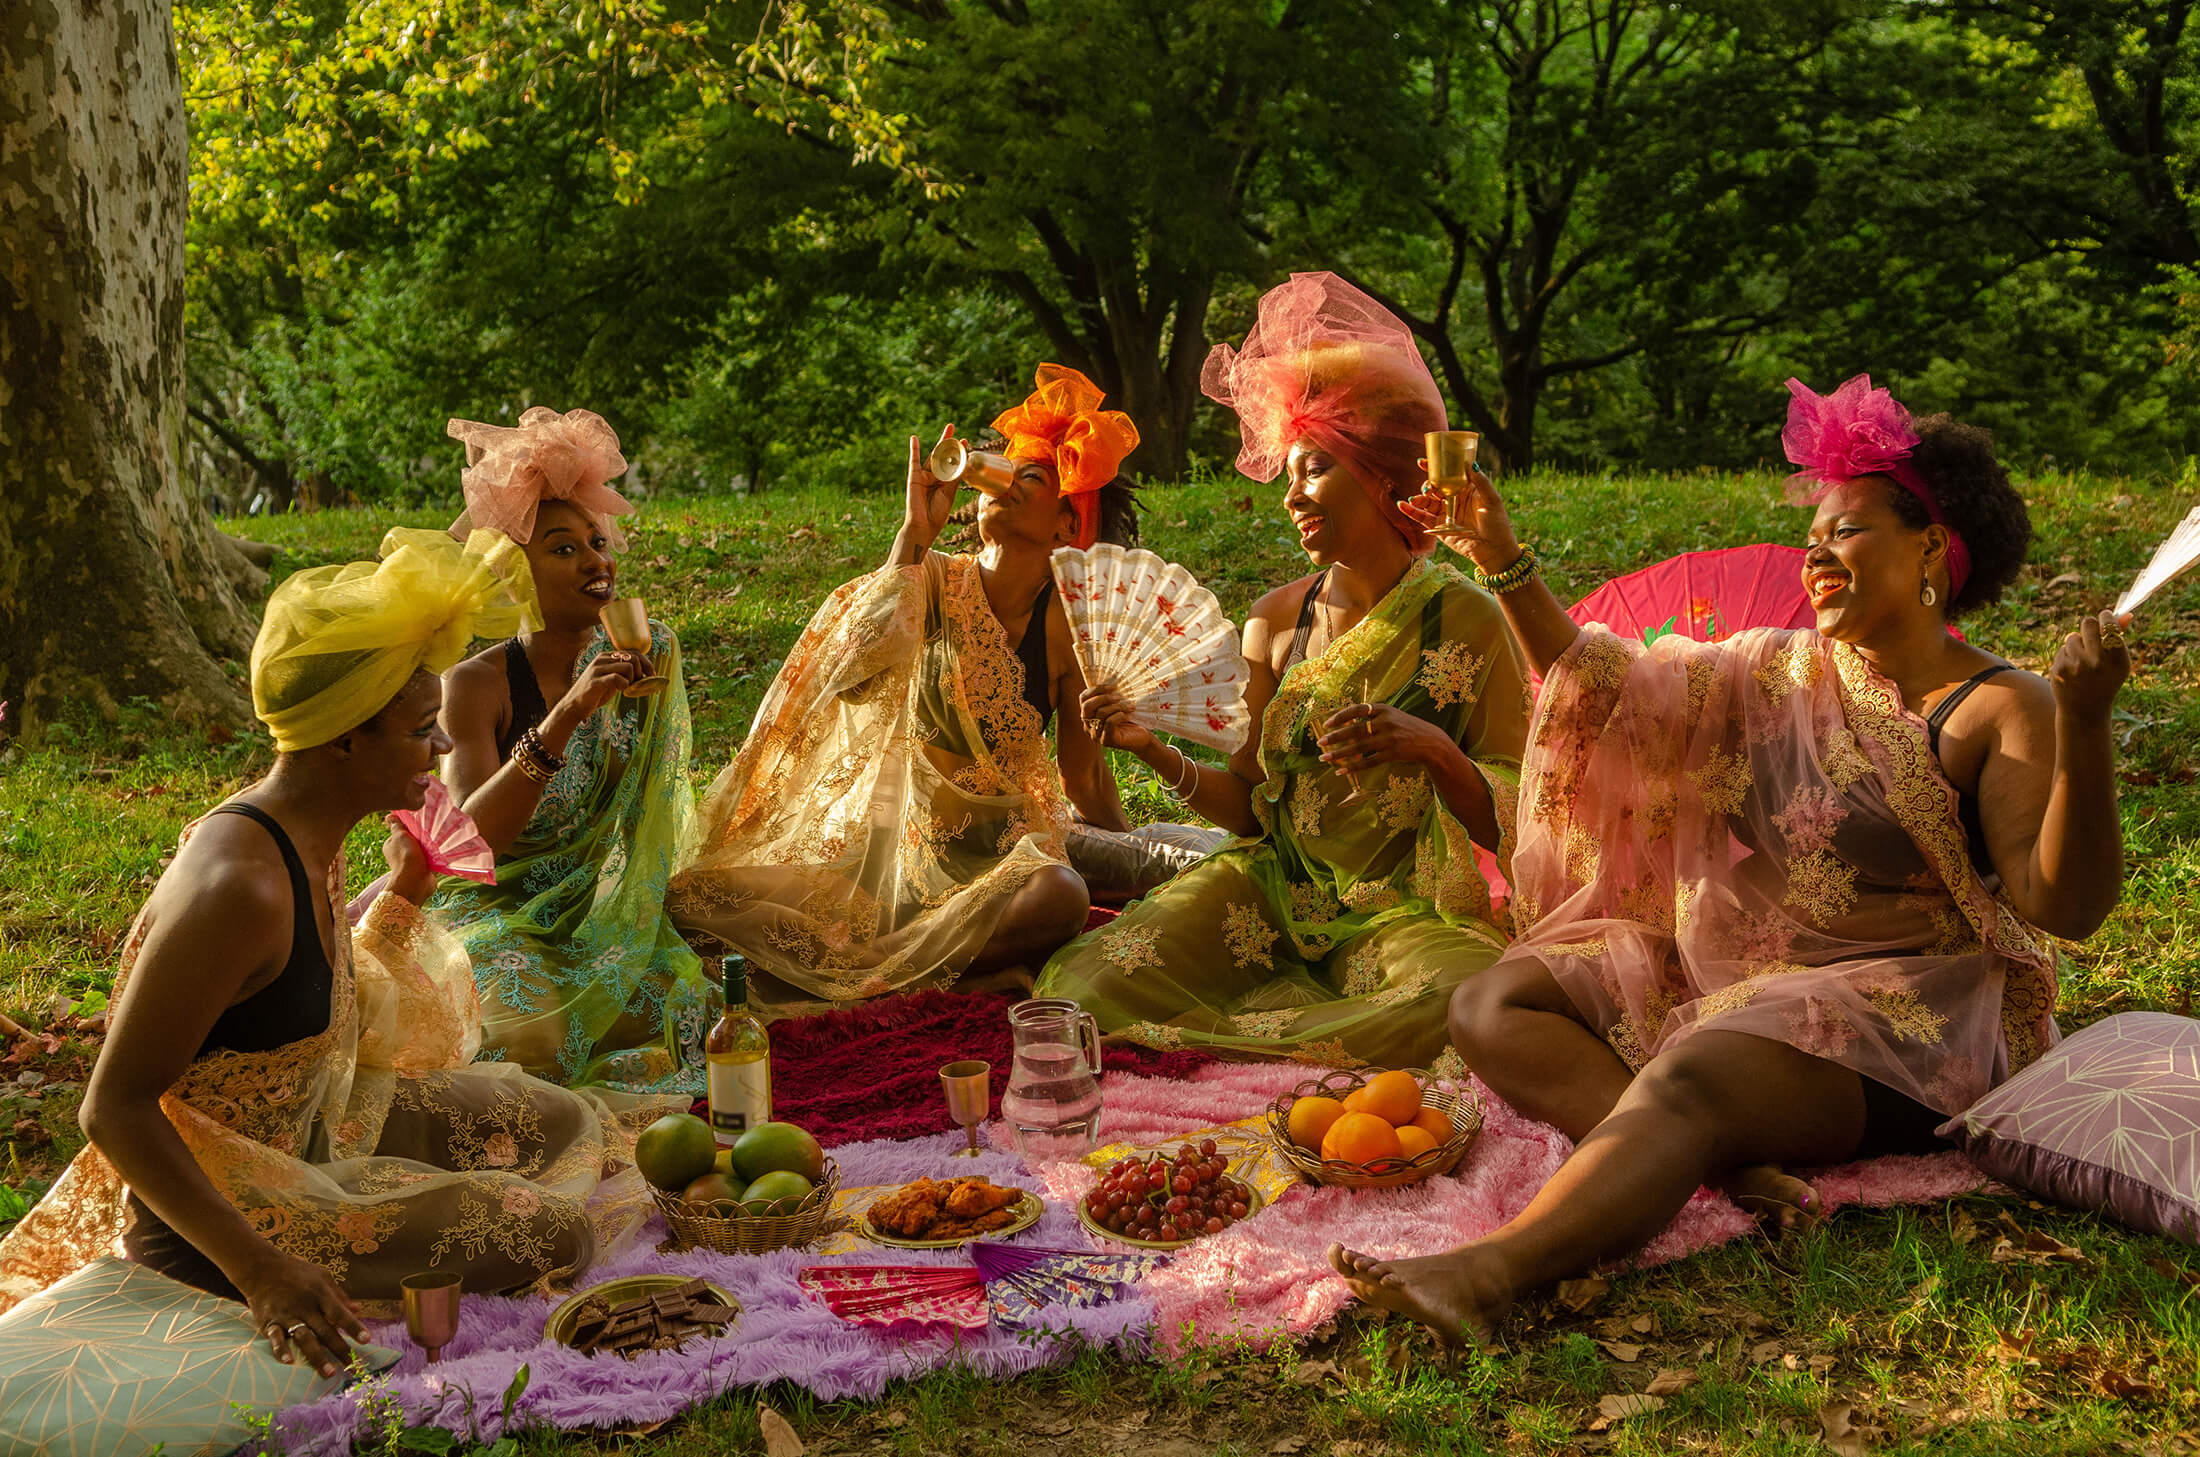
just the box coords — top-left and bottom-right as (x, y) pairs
(1050, 544), (1251, 753)
(2116, 502), (2200, 616)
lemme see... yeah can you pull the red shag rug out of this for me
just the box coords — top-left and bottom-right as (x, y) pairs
(762, 989), (1213, 1147)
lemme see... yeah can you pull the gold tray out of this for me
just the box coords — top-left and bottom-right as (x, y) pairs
(859, 1188), (1043, 1249)
(1074, 1177), (1265, 1251)
(544, 1274), (741, 1348)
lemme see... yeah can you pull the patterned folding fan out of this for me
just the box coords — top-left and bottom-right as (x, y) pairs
(970, 1242), (1166, 1330)
(798, 1265), (988, 1332)
(1050, 544), (1251, 753)
(394, 776), (496, 884)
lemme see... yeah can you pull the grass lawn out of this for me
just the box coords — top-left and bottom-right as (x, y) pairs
(1, 466), (2195, 1454)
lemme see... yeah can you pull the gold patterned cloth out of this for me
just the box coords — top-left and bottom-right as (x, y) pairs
(669, 553), (1072, 999)
(1508, 625), (2059, 1112)
(1036, 557), (1528, 1067)
(0, 822), (670, 1317)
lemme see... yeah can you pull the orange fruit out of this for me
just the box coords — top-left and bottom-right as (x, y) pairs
(1341, 1069), (1424, 1127)
(1409, 1106), (1454, 1144)
(1286, 1095), (1348, 1154)
(1320, 1112), (1403, 1166)
(1394, 1125), (1440, 1161)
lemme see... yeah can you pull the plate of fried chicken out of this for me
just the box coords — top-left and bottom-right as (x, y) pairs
(860, 1175), (1043, 1248)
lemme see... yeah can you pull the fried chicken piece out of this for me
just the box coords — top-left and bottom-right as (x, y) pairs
(943, 1179), (1024, 1219)
(870, 1178), (947, 1237)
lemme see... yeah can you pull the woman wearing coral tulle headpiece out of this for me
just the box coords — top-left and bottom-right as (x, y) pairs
(670, 364), (1222, 1001)
(432, 408), (711, 1094)
(1035, 273), (1529, 1066)
(1322, 375), (2137, 1346)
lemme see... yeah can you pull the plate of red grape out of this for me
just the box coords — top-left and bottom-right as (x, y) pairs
(1076, 1138), (1265, 1249)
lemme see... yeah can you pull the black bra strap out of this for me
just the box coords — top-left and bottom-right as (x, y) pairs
(1284, 570), (1328, 672)
(1926, 663), (2017, 753)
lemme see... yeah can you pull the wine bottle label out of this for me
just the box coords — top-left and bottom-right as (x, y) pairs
(707, 1058), (771, 1145)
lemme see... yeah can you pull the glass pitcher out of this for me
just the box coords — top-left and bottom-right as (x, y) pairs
(1000, 998), (1105, 1161)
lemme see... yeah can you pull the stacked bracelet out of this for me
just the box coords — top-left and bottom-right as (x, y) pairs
(1477, 542), (1540, 594)
(1167, 746), (1200, 798)
(512, 727), (564, 784)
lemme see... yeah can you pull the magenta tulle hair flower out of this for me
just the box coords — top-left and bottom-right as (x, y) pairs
(1780, 374), (1920, 501)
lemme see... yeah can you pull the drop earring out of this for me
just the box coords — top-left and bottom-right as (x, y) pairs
(1920, 578), (1938, 607)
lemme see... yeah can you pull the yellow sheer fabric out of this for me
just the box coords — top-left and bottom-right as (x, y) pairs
(0, 821), (668, 1317)
(253, 529), (539, 752)
(669, 553), (1071, 1000)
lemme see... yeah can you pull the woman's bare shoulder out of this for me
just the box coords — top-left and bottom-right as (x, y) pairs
(1248, 572), (1321, 627)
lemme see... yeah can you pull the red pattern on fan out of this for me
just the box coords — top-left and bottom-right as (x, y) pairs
(798, 1265), (988, 1332)
(394, 775), (496, 884)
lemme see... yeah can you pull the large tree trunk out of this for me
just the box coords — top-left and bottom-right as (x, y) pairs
(0, 0), (259, 740)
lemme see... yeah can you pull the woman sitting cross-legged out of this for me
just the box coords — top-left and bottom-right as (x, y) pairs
(1328, 374), (2133, 1343)
(435, 407), (711, 1092)
(670, 365), (1195, 1001)
(1034, 273), (1529, 1066)
(0, 532), (678, 1375)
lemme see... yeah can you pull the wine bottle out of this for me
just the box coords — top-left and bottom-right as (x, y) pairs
(706, 955), (771, 1147)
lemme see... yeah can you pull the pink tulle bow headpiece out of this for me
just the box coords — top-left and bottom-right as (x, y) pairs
(1202, 272), (1447, 554)
(446, 406), (633, 551)
(1781, 374), (1969, 598)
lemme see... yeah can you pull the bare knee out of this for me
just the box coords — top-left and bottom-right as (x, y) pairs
(1626, 1043), (1734, 1128)
(1447, 959), (1560, 1067)
(1017, 865), (1091, 943)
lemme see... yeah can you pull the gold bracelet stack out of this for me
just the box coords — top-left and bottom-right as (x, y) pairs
(512, 726), (564, 785)
(1477, 542), (1540, 594)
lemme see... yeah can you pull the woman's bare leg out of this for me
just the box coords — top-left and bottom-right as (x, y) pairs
(1329, 1030), (1871, 1344)
(962, 864), (1090, 984)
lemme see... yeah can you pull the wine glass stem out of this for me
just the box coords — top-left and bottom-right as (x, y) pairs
(964, 1122), (979, 1156)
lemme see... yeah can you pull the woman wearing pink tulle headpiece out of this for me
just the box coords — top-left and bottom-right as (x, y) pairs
(1312, 375), (2140, 1344)
(1033, 274), (1531, 1064)
(447, 406), (635, 551)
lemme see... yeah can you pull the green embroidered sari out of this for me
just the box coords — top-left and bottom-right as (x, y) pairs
(432, 621), (710, 1093)
(1034, 556), (1527, 1068)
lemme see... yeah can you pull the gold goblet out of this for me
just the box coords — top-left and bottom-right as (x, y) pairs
(940, 1059), (992, 1158)
(1425, 430), (1481, 533)
(927, 436), (1016, 499)
(400, 1271), (463, 1364)
(1333, 707), (1375, 808)
(597, 597), (669, 697)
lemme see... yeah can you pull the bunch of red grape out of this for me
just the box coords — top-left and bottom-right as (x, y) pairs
(1085, 1139), (1254, 1244)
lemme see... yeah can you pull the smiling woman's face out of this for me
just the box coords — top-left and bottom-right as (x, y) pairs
(524, 501), (617, 628)
(1282, 440), (1386, 565)
(342, 669), (451, 812)
(1801, 477), (1943, 643)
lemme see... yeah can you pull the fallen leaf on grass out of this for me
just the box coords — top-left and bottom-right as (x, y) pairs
(2145, 1257), (2199, 1289)
(1988, 1214), (2086, 1266)
(1819, 1399), (1867, 1457)
(1644, 1368), (1695, 1397)
(2044, 572), (2085, 592)
(1995, 1328), (2039, 1364)
(1291, 1359), (1343, 1387)
(1950, 1210), (1982, 1244)
(1597, 1340), (1642, 1363)
(1555, 1276), (1611, 1312)
(2095, 1368), (2162, 1400)
(1749, 1339), (1784, 1365)
(1589, 1393), (1665, 1431)
(758, 1404), (804, 1457)
(1107, 1408), (1151, 1436)
(1267, 1438), (1308, 1456)
(1629, 1312), (1654, 1335)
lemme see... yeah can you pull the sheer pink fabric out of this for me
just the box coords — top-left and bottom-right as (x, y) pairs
(1505, 625), (2058, 1113)
(446, 406), (633, 550)
(1201, 273), (1446, 553)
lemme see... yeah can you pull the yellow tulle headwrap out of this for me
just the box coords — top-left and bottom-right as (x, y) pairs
(252, 528), (542, 751)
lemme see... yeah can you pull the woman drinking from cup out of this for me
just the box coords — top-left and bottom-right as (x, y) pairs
(436, 408), (710, 1091)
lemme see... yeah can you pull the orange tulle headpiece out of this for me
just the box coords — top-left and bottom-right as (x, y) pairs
(991, 364), (1140, 549)
(446, 406), (633, 551)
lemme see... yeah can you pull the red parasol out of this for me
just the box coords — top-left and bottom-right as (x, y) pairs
(1566, 543), (1813, 644)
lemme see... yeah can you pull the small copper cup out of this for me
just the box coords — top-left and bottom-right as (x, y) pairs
(940, 1059), (991, 1157)
(927, 436), (1015, 499)
(400, 1271), (463, 1363)
(596, 597), (668, 697)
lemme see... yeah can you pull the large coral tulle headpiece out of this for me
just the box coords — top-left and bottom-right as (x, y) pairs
(1781, 374), (1970, 597)
(1201, 272), (1448, 554)
(446, 405), (634, 551)
(991, 364), (1141, 550)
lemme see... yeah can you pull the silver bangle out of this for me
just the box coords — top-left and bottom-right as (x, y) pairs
(1169, 746), (1200, 798)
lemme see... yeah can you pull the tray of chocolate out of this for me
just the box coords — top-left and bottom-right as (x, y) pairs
(860, 1175), (1043, 1249)
(545, 1275), (740, 1357)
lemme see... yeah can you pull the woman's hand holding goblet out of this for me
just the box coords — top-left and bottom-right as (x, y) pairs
(1316, 703), (1451, 777)
(1402, 464), (1524, 577)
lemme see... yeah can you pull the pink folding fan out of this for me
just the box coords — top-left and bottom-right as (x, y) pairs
(394, 775), (496, 884)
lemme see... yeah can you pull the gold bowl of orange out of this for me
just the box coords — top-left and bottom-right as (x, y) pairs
(1263, 1068), (1483, 1189)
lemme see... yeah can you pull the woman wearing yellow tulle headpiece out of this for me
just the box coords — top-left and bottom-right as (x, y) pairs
(670, 363), (1224, 1002)
(0, 529), (678, 1364)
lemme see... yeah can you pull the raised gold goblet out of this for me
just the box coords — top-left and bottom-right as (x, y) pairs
(927, 436), (1016, 499)
(1425, 430), (1481, 533)
(597, 597), (669, 697)
(939, 1059), (992, 1158)
(400, 1271), (463, 1364)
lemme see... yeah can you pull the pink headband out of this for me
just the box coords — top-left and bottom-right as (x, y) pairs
(1781, 375), (1969, 598)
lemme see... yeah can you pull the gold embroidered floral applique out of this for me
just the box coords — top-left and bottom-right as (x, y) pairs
(1870, 987), (1950, 1043)
(1221, 903), (1279, 971)
(1417, 642), (1486, 709)
(1102, 922), (1163, 976)
(1563, 826), (1602, 885)
(1685, 657), (1723, 720)
(1774, 783), (1846, 856)
(1753, 640), (1822, 705)
(1286, 880), (1341, 926)
(1230, 1008), (1299, 1039)
(1820, 726), (1878, 792)
(1341, 939), (1385, 997)
(1544, 938), (1611, 959)
(1695, 977), (1768, 1022)
(1375, 770), (1431, 833)
(1574, 634), (1633, 691)
(1784, 848), (1859, 925)
(1687, 747), (1753, 817)
(1290, 781), (1328, 840)
(1342, 882), (1403, 914)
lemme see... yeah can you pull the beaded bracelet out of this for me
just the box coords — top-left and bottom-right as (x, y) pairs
(1477, 542), (1540, 594)
(513, 727), (563, 784)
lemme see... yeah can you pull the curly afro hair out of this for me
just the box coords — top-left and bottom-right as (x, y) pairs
(1885, 414), (2032, 620)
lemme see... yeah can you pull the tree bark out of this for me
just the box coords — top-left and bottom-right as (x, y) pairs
(0, 0), (258, 739)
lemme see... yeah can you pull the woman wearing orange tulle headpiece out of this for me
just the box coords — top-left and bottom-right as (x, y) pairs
(671, 364), (1225, 1003)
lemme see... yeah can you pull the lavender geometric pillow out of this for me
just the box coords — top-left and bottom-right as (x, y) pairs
(1940, 1012), (2200, 1246)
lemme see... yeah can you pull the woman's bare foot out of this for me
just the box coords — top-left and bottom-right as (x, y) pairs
(1326, 1243), (1512, 1347)
(1717, 1163), (1820, 1233)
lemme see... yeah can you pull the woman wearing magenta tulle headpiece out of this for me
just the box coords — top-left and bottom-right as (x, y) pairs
(1322, 375), (2137, 1344)
(1034, 273), (1530, 1066)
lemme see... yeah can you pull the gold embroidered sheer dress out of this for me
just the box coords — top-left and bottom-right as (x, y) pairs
(1036, 556), (1528, 1067)
(0, 822), (669, 1316)
(669, 552), (1075, 999)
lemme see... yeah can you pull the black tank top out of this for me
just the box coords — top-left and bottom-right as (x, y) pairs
(496, 637), (549, 762)
(1015, 581), (1054, 728)
(198, 803), (334, 1054)
(1282, 570), (1330, 673)
(1925, 663), (2018, 878)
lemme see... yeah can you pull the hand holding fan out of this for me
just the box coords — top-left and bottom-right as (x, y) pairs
(2116, 502), (2200, 616)
(394, 776), (496, 885)
(1050, 545), (1251, 754)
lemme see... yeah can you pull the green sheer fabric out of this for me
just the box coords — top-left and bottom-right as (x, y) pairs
(1036, 556), (1528, 1067)
(432, 622), (710, 1092)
